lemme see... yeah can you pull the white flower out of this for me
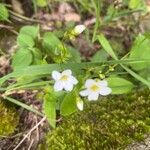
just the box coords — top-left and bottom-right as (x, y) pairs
(80, 79), (112, 101)
(74, 25), (86, 35)
(76, 98), (83, 111)
(52, 69), (78, 92)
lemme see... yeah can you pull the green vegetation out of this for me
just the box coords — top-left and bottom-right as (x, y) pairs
(0, 100), (19, 137)
(39, 89), (150, 150)
(0, 3), (9, 21)
(0, 0), (150, 149)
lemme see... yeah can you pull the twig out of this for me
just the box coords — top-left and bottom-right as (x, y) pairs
(9, 10), (44, 24)
(35, 116), (40, 141)
(0, 24), (18, 35)
(27, 139), (34, 150)
(0, 24), (13, 29)
(13, 117), (46, 150)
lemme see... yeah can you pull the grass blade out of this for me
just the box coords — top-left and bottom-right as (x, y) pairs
(97, 34), (150, 87)
(4, 96), (44, 117)
(97, 34), (118, 60)
(1, 60), (150, 86)
(121, 65), (150, 87)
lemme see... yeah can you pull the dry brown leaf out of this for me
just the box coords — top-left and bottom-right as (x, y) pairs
(0, 56), (10, 76)
(84, 18), (96, 26)
(64, 13), (81, 22)
(43, 13), (60, 21)
(12, 0), (24, 15)
(59, 2), (74, 14)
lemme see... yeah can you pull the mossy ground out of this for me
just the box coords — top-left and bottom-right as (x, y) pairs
(39, 89), (150, 150)
(0, 100), (19, 138)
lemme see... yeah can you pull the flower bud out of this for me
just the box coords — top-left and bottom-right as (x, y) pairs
(74, 25), (86, 35)
(76, 97), (84, 111)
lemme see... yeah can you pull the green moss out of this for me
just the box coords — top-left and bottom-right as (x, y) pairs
(0, 100), (19, 137)
(39, 90), (150, 150)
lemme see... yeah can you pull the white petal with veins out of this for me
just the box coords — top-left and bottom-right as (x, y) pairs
(85, 79), (95, 88)
(62, 69), (72, 75)
(52, 71), (61, 81)
(54, 81), (63, 91)
(99, 87), (112, 96)
(88, 92), (99, 101)
(70, 76), (78, 84)
(64, 82), (74, 91)
(80, 90), (89, 96)
(98, 80), (108, 87)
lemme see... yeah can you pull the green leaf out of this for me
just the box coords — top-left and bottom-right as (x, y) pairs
(0, 3), (9, 21)
(15, 75), (45, 86)
(42, 32), (61, 55)
(129, 0), (146, 10)
(5, 96), (43, 116)
(97, 34), (118, 60)
(7, 81), (51, 91)
(121, 65), (150, 87)
(35, 0), (47, 7)
(107, 77), (134, 94)
(12, 48), (33, 70)
(91, 50), (108, 62)
(31, 48), (43, 65)
(139, 68), (150, 82)
(20, 25), (39, 39)
(60, 91), (78, 116)
(43, 94), (56, 128)
(129, 34), (150, 70)
(17, 34), (35, 48)
(97, 34), (150, 87)
(68, 46), (81, 63)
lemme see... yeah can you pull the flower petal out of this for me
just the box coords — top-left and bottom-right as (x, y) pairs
(54, 81), (63, 91)
(64, 82), (74, 91)
(99, 87), (112, 96)
(52, 71), (61, 81)
(79, 90), (89, 97)
(70, 76), (78, 85)
(62, 69), (72, 76)
(85, 79), (95, 88)
(88, 92), (99, 101)
(98, 80), (108, 87)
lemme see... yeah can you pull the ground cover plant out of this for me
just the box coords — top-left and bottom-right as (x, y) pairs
(0, 0), (150, 149)
(39, 90), (150, 150)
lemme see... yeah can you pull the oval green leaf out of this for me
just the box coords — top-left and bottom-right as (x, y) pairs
(60, 91), (78, 116)
(107, 77), (134, 94)
(12, 49), (33, 70)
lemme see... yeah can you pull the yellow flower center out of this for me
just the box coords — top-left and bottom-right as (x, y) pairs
(90, 84), (100, 92)
(60, 75), (69, 81)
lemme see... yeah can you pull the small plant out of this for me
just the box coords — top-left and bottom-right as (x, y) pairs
(0, 0), (150, 130)
(0, 22), (150, 128)
(0, 100), (19, 137)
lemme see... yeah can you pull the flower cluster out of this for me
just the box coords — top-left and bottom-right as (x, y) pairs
(52, 69), (112, 110)
(51, 25), (111, 110)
